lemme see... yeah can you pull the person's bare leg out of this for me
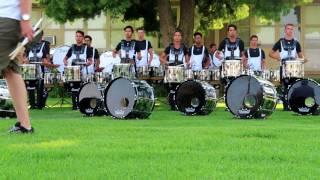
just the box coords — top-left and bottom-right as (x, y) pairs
(4, 69), (31, 129)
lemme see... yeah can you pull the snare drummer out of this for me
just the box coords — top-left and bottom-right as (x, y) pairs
(63, 30), (93, 110)
(25, 29), (51, 109)
(189, 32), (210, 71)
(113, 25), (140, 64)
(244, 35), (266, 75)
(84, 35), (100, 73)
(269, 23), (305, 111)
(135, 27), (154, 67)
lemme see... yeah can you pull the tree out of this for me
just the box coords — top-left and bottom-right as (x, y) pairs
(38, 0), (313, 47)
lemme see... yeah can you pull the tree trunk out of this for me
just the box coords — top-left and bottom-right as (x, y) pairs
(179, 0), (195, 47)
(157, 0), (175, 47)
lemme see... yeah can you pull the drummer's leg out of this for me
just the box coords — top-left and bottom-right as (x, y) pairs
(27, 80), (36, 109)
(4, 69), (31, 129)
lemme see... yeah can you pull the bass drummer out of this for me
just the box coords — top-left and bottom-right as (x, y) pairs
(63, 30), (93, 110)
(24, 29), (51, 109)
(244, 35), (266, 75)
(215, 24), (245, 85)
(159, 29), (189, 110)
(269, 23), (306, 111)
(189, 32), (210, 72)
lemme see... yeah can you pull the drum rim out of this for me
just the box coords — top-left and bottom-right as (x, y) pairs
(225, 74), (266, 118)
(104, 77), (138, 119)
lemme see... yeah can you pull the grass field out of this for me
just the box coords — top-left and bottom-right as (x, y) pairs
(0, 98), (320, 179)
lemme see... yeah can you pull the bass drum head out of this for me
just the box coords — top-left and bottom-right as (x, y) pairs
(78, 82), (103, 116)
(104, 78), (136, 118)
(226, 75), (264, 118)
(288, 79), (320, 115)
(174, 80), (207, 115)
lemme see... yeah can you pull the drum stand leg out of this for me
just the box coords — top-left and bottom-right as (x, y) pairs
(50, 88), (72, 107)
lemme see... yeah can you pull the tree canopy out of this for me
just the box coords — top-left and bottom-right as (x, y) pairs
(38, 0), (313, 46)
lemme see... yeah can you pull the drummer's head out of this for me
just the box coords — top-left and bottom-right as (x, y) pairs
(227, 24), (237, 38)
(249, 35), (259, 47)
(193, 32), (203, 45)
(123, 25), (134, 39)
(173, 29), (182, 43)
(84, 35), (92, 46)
(136, 27), (145, 40)
(75, 30), (85, 45)
(284, 23), (294, 38)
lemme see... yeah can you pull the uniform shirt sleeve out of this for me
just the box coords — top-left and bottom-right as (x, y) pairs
(147, 41), (153, 50)
(261, 49), (266, 60)
(95, 49), (100, 59)
(164, 46), (170, 55)
(188, 47), (192, 56)
(42, 41), (50, 58)
(115, 42), (121, 51)
(204, 47), (209, 58)
(239, 40), (245, 53)
(183, 45), (189, 55)
(135, 41), (141, 53)
(244, 49), (248, 58)
(66, 47), (72, 58)
(296, 41), (302, 53)
(218, 40), (225, 51)
(86, 46), (93, 59)
(272, 40), (281, 52)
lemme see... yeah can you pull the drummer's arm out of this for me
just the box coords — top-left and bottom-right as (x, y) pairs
(159, 52), (168, 65)
(148, 48), (154, 65)
(269, 50), (280, 61)
(262, 58), (266, 71)
(298, 52), (307, 63)
(95, 57), (100, 68)
(184, 54), (190, 65)
(204, 56), (210, 69)
(87, 58), (93, 66)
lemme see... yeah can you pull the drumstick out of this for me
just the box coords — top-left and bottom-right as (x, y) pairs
(9, 18), (47, 60)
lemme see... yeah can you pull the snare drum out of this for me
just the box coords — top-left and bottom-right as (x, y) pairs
(164, 66), (185, 83)
(44, 73), (55, 85)
(64, 66), (81, 82)
(174, 80), (217, 115)
(210, 69), (221, 81)
(282, 60), (304, 78)
(136, 66), (150, 78)
(20, 64), (37, 80)
(150, 65), (164, 78)
(222, 60), (242, 78)
(104, 77), (155, 119)
(200, 70), (210, 81)
(112, 63), (135, 79)
(269, 69), (281, 82)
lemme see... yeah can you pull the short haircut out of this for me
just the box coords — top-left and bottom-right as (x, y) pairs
(285, 23), (294, 29)
(76, 30), (84, 37)
(209, 43), (216, 48)
(173, 29), (182, 36)
(227, 24), (237, 31)
(193, 32), (202, 37)
(136, 27), (145, 32)
(250, 35), (258, 40)
(124, 25), (134, 32)
(84, 35), (92, 41)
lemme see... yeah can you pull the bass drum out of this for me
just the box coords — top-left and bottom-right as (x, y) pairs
(104, 77), (155, 119)
(78, 82), (107, 116)
(174, 80), (217, 115)
(226, 75), (277, 119)
(287, 79), (320, 115)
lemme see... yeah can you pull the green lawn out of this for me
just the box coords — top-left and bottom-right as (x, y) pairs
(0, 98), (320, 179)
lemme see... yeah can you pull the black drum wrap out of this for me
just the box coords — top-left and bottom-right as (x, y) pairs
(225, 75), (277, 119)
(174, 80), (217, 115)
(287, 79), (320, 115)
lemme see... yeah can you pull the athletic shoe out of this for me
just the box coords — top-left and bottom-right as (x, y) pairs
(9, 122), (34, 134)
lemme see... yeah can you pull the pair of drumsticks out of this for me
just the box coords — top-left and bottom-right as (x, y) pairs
(8, 18), (48, 60)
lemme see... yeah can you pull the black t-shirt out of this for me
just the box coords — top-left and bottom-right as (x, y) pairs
(27, 40), (50, 59)
(272, 38), (301, 53)
(244, 48), (266, 59)
(135, 40), (152, 51)
(90, 47), (100, 60)
(188, 45), (209, 58)
(218, 38), (245, 53)
(66, 44), (93, 59)
(115, 40), (140, 53)
(164, 43), (188, 56)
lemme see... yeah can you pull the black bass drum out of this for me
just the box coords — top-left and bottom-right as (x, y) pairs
(174, 80), (217, 115)
(78, 82), (107, 116)
(225, 75), (277, 119)
(104, 77), (155, 119)
(287, 79), (320, 115)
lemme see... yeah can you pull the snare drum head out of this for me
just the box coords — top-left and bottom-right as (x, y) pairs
(175, 80), (207, 115)
(288, 79), (320, 115)
(100, 51), (121, 73)
(52, 45), (70, 73)
(226, 75), (265, 118)
(104, 78), (137, 118)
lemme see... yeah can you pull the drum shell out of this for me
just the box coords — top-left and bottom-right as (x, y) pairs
(64, 66), (81, 82)
(174, 80), (217, 115)
(225, 75), (277, 119)
(20, 64), (38, 80)
(222, 60), (242, 78)
(104, 77), (155, 119)
(112, 63), (135, 79)
(164, 66), (185, 83)
(282, 60), (304, 78)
